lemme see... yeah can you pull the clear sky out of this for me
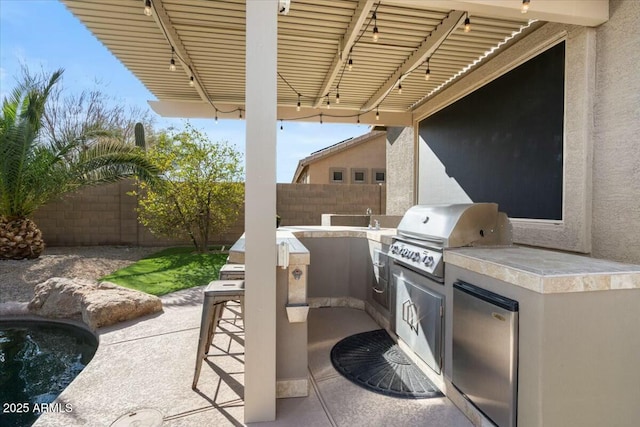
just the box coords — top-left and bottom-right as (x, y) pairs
(0, 0), (368, 182)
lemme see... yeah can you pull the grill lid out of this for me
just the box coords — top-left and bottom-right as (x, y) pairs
(397, 203), (512, 248)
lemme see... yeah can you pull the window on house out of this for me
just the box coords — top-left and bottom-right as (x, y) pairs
(351, 168), (368, 184)
(373, 169), (386, 183)
(330, 168), (346, 183)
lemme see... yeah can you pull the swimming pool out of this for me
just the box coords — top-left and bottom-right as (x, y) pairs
(0, 320), (98, 427)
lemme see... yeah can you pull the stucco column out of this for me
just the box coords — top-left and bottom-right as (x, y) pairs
(245, 0), (277, 422)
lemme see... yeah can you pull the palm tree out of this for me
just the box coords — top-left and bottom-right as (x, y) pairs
(0, 69), (159, 260)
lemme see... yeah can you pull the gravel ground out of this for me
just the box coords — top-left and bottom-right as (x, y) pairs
(0, 246), (165, 304)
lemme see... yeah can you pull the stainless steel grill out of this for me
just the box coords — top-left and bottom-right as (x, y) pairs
(389, 203), (512, 282)
(387, 203), (511, 376)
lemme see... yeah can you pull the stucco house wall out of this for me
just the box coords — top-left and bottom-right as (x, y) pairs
(385, 127), (415, 216)
(591, 0), (640, 263)
(294, 131), (386, 185)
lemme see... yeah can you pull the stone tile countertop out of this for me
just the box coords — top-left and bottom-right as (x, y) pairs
(228, 229), (310, 265)
(228, 226), (395, 264)
(282, 225), (396, 244)
(445, 246), (640, 294)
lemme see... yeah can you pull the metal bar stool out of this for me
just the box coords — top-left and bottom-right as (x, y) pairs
(192, 279), (245, 389)
(219, 264), (245, 280)
(218, 264), (245, 318)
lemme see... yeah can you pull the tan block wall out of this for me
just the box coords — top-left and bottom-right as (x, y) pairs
(33, 181), (142, 246)
(277, 183), (386, 226)
(32, 182), (385, 247)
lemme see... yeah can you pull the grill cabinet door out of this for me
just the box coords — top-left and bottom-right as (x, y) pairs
(393, 273), (443, 374)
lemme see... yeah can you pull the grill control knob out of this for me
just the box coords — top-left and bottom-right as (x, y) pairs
(412, 252), (421, 262)
(423, 255), (434, 267)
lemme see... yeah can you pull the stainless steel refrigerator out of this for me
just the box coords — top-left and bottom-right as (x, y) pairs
(452, 281), (519, 427)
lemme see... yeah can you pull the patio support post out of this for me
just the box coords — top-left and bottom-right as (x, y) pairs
(244, 0), (278, 423)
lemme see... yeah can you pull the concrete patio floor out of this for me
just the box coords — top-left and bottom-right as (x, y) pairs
(34, 286), (472, 426)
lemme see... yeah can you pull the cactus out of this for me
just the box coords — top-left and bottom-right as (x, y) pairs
(134, 122), (146, 150)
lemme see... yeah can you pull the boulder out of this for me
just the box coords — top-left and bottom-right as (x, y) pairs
(28, 277), (163, 329)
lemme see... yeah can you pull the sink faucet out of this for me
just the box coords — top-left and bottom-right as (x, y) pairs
(374, 219), (380, 230)
(366, 208), (372, 228)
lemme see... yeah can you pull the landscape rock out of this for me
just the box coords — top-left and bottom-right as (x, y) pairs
(28, 277), (163, 329)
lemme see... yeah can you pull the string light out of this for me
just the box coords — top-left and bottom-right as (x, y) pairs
(521, 0), (530, 13)
(215, 110), (218, 123)
(464, 15), (471, 33)
(169, 47), (176, 71)
(143, 0), (152, 16)
(280, 120), (284, 131)
(239, 110), (242, 119)
(372, 12), (379, 42)
(268, 8), (457, 126)
(189, 76), (194, 87)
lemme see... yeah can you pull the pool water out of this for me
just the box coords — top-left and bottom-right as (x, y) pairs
(0, 320), (98, 427)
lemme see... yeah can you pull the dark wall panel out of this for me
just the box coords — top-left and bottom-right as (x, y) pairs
(419, 42), (565, 220)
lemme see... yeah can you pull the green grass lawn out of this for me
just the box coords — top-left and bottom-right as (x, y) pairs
(101, 246), (228, 296)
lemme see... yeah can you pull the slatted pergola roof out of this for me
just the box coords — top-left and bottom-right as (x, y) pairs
(63, 0), (607, 125)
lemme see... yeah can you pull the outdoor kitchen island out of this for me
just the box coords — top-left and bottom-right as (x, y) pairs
(228, 230), (311, 399)
(444, 247), (640, 427)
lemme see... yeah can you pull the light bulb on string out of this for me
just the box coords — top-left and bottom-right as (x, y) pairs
(144, 0), (152, 16)
(336, 87), (340, 104)
(372, 12), (379, 42)
(320, 113), (323, 125)
(169, 47), (176, 71)
(357, 115), (360, 124)
(215, 111), (218, 123)
(464, 16), (471, 33)
(280, 120), (284, 132)
(348, 57), (353, 71)
(239, 110), (242, 119)
(376, 107), (380, 121)
(326, 94), (331, 109)
(425, 60), (431, 81)
(189, 76), (194, 87)
(398, 82), (402, 95)
(521, 0), (530, 13)
(296, 94), (301, 111)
